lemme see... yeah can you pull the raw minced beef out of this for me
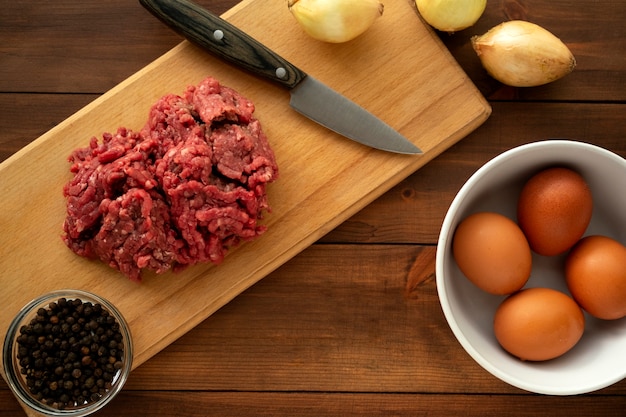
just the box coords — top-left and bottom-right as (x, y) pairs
(62, 77), (278, 281)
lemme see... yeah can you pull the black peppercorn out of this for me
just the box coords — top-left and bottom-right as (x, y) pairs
(14, 297), (126, 410)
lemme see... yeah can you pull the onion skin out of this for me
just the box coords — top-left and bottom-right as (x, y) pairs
(288, 0), (384, 43)
(416, 0), (486, 33)
(472, 20), (576, 87)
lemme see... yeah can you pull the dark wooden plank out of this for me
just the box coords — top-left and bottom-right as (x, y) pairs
(0, 0), (624, 101)
(0, 93), (97, 162)
(123, 245), (462, 392)
(117, 244), (625, 395)
(0, 0), (229, 93)
(2, 389), (626, 417)
(93, 392), (626, 416)
(439, 0), (626, 101)
(0, 389), (24, 416)
(1, 1), (625, 415)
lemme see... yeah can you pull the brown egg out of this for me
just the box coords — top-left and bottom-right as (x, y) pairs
(453, 212), (532, 295)
(494, 288), (585, 361)
(566, 235), (626, 320)
(517, 167), (593, 256)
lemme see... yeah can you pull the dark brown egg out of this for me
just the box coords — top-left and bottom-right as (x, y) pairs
(517, 167), (593, 256)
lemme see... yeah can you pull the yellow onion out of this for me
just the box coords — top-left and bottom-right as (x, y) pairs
(415, 0), (486, 33)
(472, 20), (576, 87)
(288, 0), (384, 43)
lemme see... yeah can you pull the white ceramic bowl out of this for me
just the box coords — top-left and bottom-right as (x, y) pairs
(436, 140), (626, 395)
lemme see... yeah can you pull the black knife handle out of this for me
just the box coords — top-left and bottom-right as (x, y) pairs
(140, 0), (306, 89)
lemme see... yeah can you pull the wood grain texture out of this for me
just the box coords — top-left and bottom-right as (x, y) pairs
(0, 0), (489, 415)
(325, 102), (626, 244)
(435, 0), (626, 101)
(2, 390), (625, 416)
(1, 0), (625, 416)
(139, 0), (307, 89)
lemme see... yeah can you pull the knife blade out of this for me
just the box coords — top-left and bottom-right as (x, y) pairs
(139, 0), (422, 155)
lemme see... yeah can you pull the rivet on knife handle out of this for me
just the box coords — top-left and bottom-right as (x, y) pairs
(139, 0), (305, 90)
(140, 0), (422, 155)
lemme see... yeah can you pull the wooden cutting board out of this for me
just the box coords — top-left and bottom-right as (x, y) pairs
(0, 0), (490, 414)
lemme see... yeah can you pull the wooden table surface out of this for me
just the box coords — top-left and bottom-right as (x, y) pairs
(1, 0), (625, 415)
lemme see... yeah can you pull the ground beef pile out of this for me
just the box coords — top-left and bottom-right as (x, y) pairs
(63, 77), (279, 281)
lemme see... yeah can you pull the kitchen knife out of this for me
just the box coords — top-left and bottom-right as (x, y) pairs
(139, 0), (422, 155)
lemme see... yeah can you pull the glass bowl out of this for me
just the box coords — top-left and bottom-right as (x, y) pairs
(3, 289), (133, 416)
